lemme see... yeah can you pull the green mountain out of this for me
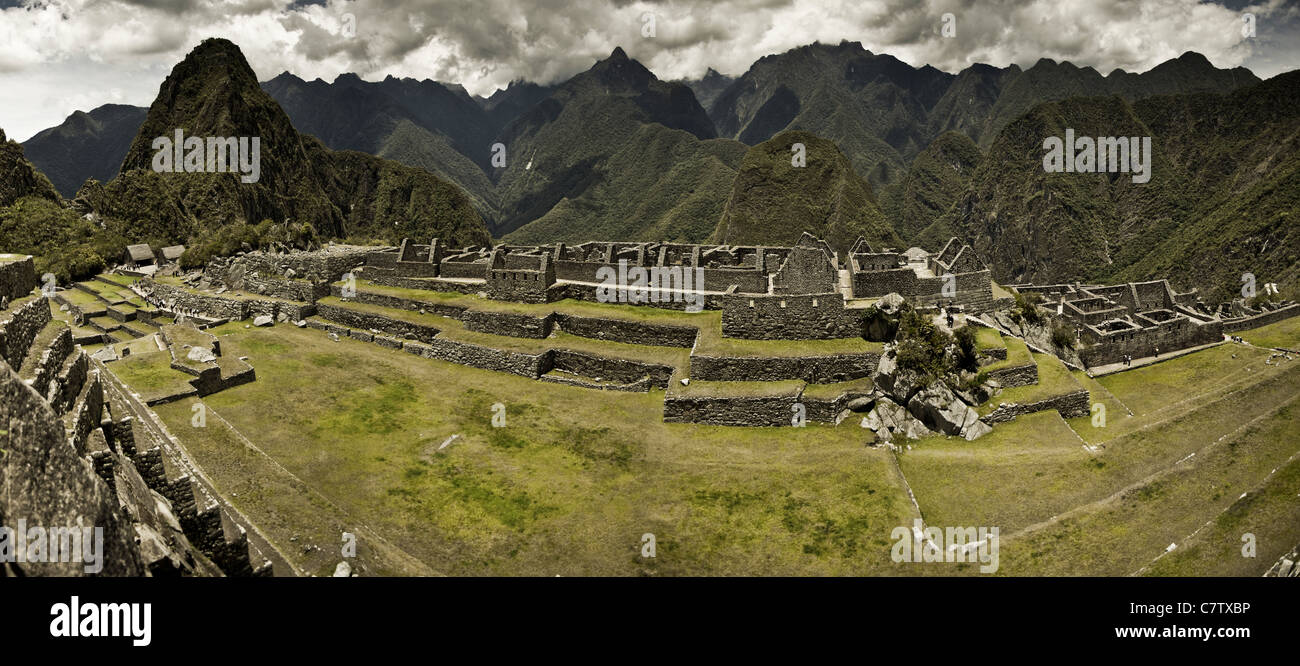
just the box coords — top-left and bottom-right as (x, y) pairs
(881, 131), (982, 245)
(90, 38), (489, 247)
(712, 130), (900, 253)
(940, 71), (1300, 301)
(0, 127), (131, 283)
(503, 124), (746, 245)
(709, 42), (1258, 190)
(676, 68), (736, 112)
(22, 104), (148, 198)
(0, 128), (61, 207)
(493, 47), (724, 239)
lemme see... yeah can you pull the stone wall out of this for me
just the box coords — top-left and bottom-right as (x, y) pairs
(402, 339), (549, 377)
(462, 310), (553, 339)
(142, 280), (314, 323)
(0, 295), (52, 370)
(0, 256), (37, 302)
(721, 292), (860, 340)
(240, 273), (330, 302)
(981, 389), (1090, 424)
(1079, 317), (1223, 367)
(691, 352), (878, 383)
(27, 326), (73, 398)
(986, 362), (1038, 388)
(315, 303), (442, 343)
(143, 281), (245, 320)
(553, 313), (698, 347)
(1222, 303), (1300, 337)
(549, 349), (673, 388)
(367, 272), (485, 295)
(663, 395), (800, 427)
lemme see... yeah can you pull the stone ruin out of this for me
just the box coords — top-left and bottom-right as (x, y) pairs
(1009, 279), (1300, 367)
(359, 232), (996, 340)
(0, 261), (274, 576)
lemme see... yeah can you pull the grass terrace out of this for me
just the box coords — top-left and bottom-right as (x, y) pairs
(974, 326), (1005, 351)
(982, 335), (1033, 373)
(978, 352), (1084, 416)
(668, 378), (804, 399)
(344, 278), (883, 358)
(1238, 313), (1300, 350)
(108, 350), (198, 403)
(800, 377), (875, 402)
(141, 322), (916, 576)
(316, 296), (691, 369)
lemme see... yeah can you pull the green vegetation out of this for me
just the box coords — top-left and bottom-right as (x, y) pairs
(1050, 321), (1076, 350)
(977, 353), (1083, 416)
(108, 351), (197, 403)
(180, 219), (316, 269)
(712, 130), (900, 254)
(143, 322), (915, 575)
(1238, 314), (1300, 350)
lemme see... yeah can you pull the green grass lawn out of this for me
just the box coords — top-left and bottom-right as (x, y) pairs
(974, 326), (1005, 351)
(1238, 313), (1300, 350)
(978, 352), (1082, 416)
(902, 361), (1300, 548)
(143, 322), (917, 576)
(1097, 343), (1272, 416)
(107, 350), (197, 403)
(983, 335), (1032, 373)
(96, 294), (1300, 577)
(998, 392), (1300, 576)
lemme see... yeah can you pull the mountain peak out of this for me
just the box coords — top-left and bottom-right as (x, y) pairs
(1176, 51), (1211, 66)
(609, 46), (628, 61)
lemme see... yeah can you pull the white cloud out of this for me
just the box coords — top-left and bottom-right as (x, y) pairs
(0, 0), (1295, 140)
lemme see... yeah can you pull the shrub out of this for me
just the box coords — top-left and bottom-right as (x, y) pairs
(1013, 291), (1044, 325)
(953, 325), (979, 372)
(895, 308), (955, 381)
(1051, 322), (1076, 350)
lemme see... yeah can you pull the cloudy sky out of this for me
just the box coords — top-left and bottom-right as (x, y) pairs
(1, 0), (1297, 140)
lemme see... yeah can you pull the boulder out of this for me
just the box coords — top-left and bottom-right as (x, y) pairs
(906, 382), (972, 436)
(253, 315), (274, 327)
(876, 293), (906, 315)
(962, 419), (993, 441)
(846, 396), (877, 412)
(863, 397), (931, 441)
(186, 346), (217, 363)
(294, 320), (307, 328)
(333, 561), (352, 577)
(873, 353), (926, 405)
(91, 346), (118, 362)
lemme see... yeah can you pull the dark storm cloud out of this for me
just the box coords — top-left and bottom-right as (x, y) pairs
(0, 0), (1296, 139)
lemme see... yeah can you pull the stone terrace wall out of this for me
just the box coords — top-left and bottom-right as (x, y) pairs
(240, 273), (330, 302)
(315, 303), (442, 343)
(402, 339), (548, 377)
(331, 286), (701, 347)
(981, 389), (1090, 424)
(987, 362), (1038, 388)
(144, 281), (245, 320)
(0, 296), (52, 370)
(553, 313), (697, 347)
(691, 352), (878, 383)
(1222, 303), (1300, 336)
(550, 349), (673, 387)
(721, 293), (859, 340)
(143, 280), (314, 322)
(663, 395), (799, 427)
(0, 256), (37, 302)
(462, 310), (552, 339)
